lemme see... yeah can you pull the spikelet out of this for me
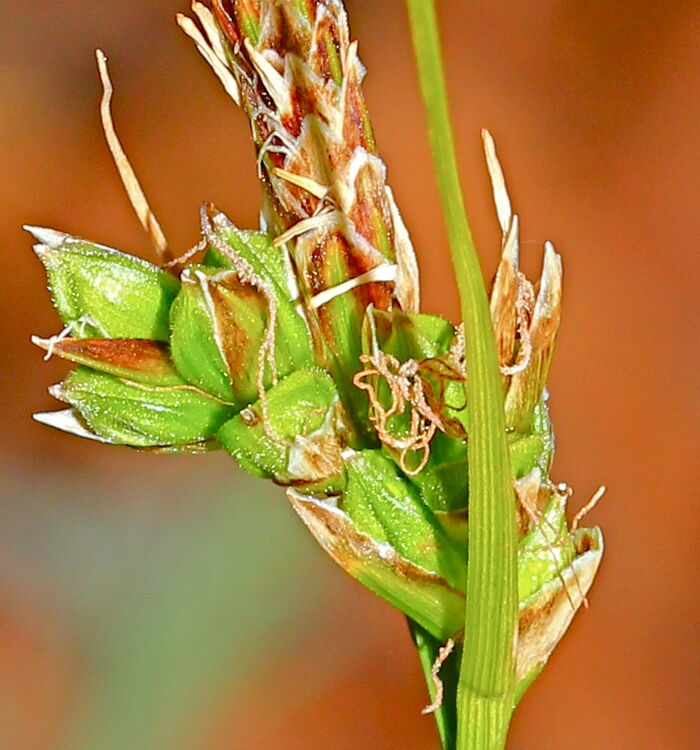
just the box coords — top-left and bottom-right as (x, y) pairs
(30, 2), (604, 715)
(483, 129), (563, 433)
(179, 1), (419, 407)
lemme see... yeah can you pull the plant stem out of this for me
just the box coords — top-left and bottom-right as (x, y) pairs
(405, 2), (518, 748)
(409, 620), (459, 750)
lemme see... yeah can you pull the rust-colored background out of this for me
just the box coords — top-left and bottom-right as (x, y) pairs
(2, 2), (698, 748)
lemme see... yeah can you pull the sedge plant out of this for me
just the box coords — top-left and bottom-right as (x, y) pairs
(29, 1), (603, 748)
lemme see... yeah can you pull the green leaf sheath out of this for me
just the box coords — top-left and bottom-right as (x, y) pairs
(405, 1), (518, 747)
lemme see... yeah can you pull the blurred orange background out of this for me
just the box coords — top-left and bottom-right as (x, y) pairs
(1, 1), (698, 748)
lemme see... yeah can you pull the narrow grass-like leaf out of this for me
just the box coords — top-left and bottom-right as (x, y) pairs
(406, 1), (518, 746)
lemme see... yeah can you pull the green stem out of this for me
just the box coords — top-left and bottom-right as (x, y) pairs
(409, 619), (459, 750)
(405, 2), (518, 748)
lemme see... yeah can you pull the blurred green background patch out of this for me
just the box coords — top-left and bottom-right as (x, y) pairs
(0, 455), (325, 750)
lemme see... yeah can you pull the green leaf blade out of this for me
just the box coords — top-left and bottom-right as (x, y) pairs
(405, 1), (518, 745)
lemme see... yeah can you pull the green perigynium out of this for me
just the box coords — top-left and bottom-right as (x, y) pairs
(31, 227), (178, 340)
(30, 2), (603, 748)
(53, 365), (232, 448)
(343, 449), (466, 590)
(218, 366), (345, 492)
